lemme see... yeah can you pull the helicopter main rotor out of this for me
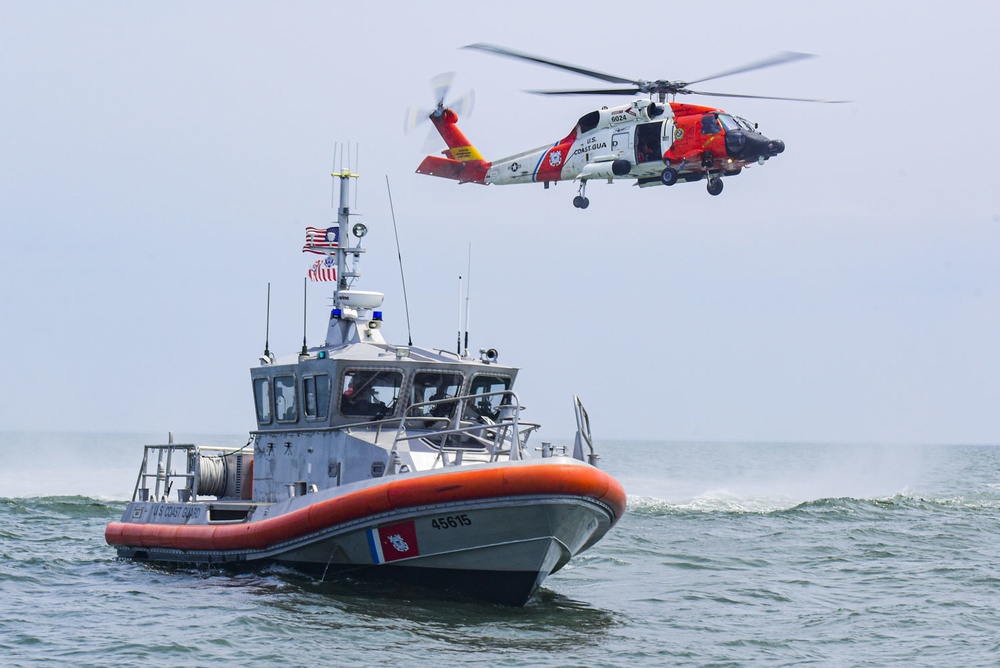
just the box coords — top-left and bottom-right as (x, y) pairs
(463, 43), (845, 104)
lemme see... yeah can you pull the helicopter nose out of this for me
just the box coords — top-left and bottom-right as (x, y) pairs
(726, 131), (785, 161)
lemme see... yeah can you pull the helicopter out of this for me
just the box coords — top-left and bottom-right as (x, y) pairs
(414, 43), (843, 208)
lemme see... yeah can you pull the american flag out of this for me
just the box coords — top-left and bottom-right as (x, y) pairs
(303, 225), (339, 254)
(308, 256), (338, 282)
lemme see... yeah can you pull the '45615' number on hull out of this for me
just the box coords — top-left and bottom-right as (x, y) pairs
(431, 514), (472, 530)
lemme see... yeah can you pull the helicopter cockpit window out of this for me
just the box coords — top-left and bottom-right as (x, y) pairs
(410, 372), (463, 418)
(701, 114), (721, 135)
(717, 114), (741, 132)
(577, 110), (600, 135)
(274, 375), (297, 422)
(735, 116), (756, 132)
(466, 375), (512, 421)
(340, 369), (402, 418)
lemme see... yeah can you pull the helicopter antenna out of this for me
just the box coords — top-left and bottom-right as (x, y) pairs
(385, 175), (413, 347)
(463, 242), (471, 356)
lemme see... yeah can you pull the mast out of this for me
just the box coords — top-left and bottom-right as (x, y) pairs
(334, 167), (354, 303)
(322, 163), (385, 348)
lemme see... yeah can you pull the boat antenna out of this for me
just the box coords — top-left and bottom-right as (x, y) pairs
(330, 144), (338, 207)
(300, 276), (308, 356)
(347, 142), (354, 207)
(464, 242), (471, 356)
(354, 144), (360, 210)
(456, 274), (463, 356)
(263, 282), (272, 361)
(385, 175), (413, 346)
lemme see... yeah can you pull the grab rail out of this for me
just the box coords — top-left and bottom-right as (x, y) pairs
(129, 435), (249, 502)
(389, 390), (540, 467)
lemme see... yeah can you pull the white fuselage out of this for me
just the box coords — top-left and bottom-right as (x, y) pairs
(486, 99), (675, 185)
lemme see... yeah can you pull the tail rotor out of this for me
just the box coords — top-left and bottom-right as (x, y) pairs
(405, 72), (475, 150)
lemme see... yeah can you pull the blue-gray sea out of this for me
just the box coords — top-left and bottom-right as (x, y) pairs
(2, 432), (999, 667)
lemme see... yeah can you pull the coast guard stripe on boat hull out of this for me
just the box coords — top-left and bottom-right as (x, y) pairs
(367, 528), (385, 563)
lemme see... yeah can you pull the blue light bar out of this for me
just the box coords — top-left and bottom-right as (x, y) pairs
(331, 308), (342, 318)
(373, 311), (383, 321)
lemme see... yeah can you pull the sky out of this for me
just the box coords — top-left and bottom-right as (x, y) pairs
(1, 2), (998, 444)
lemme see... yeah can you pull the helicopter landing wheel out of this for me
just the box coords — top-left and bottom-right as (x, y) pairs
(707, 176), (724, 196)
(660, 167), (679, 186)
(574, 179), (589, 209)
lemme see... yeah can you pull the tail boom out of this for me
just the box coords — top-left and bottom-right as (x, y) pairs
(415, 109), (490, 184)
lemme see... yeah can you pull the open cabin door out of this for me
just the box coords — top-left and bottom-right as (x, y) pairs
(634, 121), (666, 164)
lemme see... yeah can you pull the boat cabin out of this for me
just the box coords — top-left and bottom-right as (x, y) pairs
(250, 348), (518, 432)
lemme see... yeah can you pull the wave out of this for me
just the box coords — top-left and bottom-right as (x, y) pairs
(625, 490), (1000, 516)
(0, 495), (125, 519)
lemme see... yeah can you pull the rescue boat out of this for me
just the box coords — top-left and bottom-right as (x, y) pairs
(106, 166), (625, 606)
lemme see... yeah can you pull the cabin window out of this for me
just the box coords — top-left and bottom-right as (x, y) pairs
(340, 369), (402, 418)
(303, 374), (330, 420)
(701, 114), (721, 135)
(410, 371), (463, 418)
(466, 375), (512, 421)
(577, 110), (600, 134)
(274, 375), (297, 422)
(253, 377), (272, 424)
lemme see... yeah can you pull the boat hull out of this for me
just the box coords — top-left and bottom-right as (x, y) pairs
(107, 460), (626, 605)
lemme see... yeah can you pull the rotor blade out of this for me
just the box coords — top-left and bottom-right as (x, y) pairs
(429, 72), (455, 106)
(687, 89), (851, 103)
(526, 87), (641, 97)
(464, 43), (636, 86)
(422, 127), (443, 154)
(448, 89), (475, 119)
(404, 106), (435, 134)
(687, 51), (816, 86)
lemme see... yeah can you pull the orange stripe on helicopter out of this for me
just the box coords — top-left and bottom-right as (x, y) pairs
(105, 463), (626, 552)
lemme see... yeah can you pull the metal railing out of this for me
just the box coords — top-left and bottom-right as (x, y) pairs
(129, 435), (250, 502)
(389, 389), (540, 468)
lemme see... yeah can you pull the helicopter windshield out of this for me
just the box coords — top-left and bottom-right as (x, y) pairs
(734, 115), (756, 132)
(717, 114), (742, 132)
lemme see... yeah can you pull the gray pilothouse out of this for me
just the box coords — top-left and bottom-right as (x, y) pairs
(107, 167), (625, 606)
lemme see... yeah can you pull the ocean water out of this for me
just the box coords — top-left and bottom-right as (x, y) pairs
(2, 432), (999, 667)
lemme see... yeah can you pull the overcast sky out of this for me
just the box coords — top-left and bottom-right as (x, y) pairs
(1, 2), (998, 444)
